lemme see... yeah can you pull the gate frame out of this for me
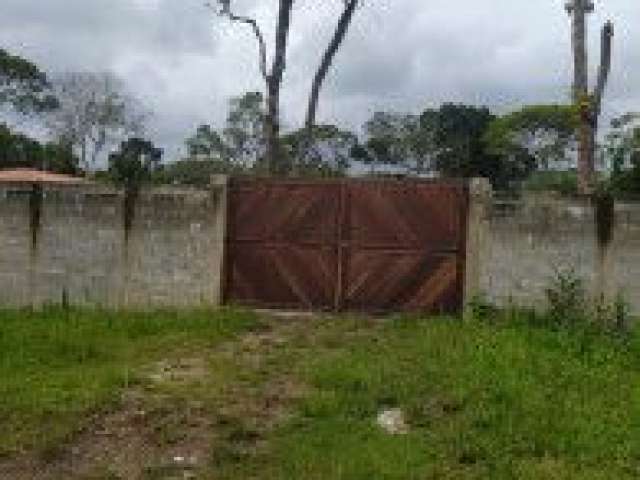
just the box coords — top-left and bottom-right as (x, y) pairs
(222, 176), (476, 314)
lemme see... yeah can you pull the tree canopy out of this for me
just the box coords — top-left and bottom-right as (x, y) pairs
(484, 104), (578, 170)
(108, 137), (162, 191)
(284, 124), (358, 177)
(0, 123), (78, 174)
(0, 48), (57, 113)
(47, 72), (149, 170)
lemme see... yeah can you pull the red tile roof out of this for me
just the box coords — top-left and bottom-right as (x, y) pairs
(0, 168), (86, 184)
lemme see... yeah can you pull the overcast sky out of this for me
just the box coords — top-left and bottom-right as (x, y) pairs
(1, 0), (638, 160)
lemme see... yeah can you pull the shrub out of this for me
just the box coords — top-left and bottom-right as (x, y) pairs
(544, 267), (632, 335)
(544, 267), (587, 328)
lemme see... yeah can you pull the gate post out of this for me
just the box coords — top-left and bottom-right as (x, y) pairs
(463, 178), (492, 319)
(210, 174), (229, 306)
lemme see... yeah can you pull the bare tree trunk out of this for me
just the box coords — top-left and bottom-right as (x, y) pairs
(304, 0), (359, 137)
(214, 0), (292, 175)
(264, 0), (294, 175)
(570, 1), (589, 101)
(590, 22), (614, 177)
(568, 0), (592, 194)
(215, 0), (360, 176)
(265, 79), (281, 174)
(566, 1), (613, 194)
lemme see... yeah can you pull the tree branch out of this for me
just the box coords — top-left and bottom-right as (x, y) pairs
(264, 0), (295, 174)
(270, 0), (294, 87)
(207, 2), (268, 80)
(304, 0), (359, 134)
(592, 20), (614, 120)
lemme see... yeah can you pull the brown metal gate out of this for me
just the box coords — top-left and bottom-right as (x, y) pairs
(224, 178), (468, 314)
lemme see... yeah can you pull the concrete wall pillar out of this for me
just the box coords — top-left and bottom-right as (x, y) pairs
(593, 194), (616, 304)
(464, 178), (492, 318)
(210, 174), (229, 305)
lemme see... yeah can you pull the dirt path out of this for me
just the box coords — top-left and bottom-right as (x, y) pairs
(0, 313), (323, 480)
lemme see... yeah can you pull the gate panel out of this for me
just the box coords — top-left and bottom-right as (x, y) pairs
(225, 178), (468, 314)
(343, 180), (467, 313)
(225, 179), (340, 310)
(229, 244), (338, 309)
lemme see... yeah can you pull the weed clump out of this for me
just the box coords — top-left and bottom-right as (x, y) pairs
(544, 267), (631, 335)
(467, 267), (632, 337)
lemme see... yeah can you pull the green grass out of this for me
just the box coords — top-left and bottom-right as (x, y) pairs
(0, 306), (257, 456)
(1, 309), (639, 479)
(218, 317), (640, 479)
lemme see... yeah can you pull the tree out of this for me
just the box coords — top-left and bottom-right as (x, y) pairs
(155, 158), (247, 187)
(430, 104), (493, 176)
(565, 0), (614, 194)
(186, 124), (228, 159)
(0, 123), (41, 168)
(353, 104), (533, 187)
(212, 0), (360, 175)
(212, 0), (294, 174)
(352, 112), (435, 175)
(223, 91), (265, 168)
(108, 137), (162, 191)
(47, 72), (149, 170)
(184, 92), (265, 170)
(0, 123), (79, 174)
(606, 113), (640, 193)
(42, 140), (80, 175)
(304, 0), (360, 142)
(484, 104), (578, 171)
(0, 48), (57, 114)
(430, 103), (533, 189)
(284, 124), (358, 176)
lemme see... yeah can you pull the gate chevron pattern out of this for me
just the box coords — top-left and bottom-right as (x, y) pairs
(225, 178), (468, 314)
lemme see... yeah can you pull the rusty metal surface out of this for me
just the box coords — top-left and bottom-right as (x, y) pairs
(225, 178), (468, 314)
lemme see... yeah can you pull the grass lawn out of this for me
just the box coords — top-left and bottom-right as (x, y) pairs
(1, 308), (639, 479)
(0, 307), (258, 457)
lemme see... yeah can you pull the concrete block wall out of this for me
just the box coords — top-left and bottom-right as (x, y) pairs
(0, 181), (226, 308)
(612, 201), (640, 311)
(0, 186), (32, 306)
(3, 175), (640, 313)
(471, 189), (640, 314)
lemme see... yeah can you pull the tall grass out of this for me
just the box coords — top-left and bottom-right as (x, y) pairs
(224, 317), (640, 479)
(0, 307), (257, 455)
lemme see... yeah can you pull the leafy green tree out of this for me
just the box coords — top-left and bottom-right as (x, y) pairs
(429, 104), (493, 176)
(0, 123), (79, 174)
(41, 140), (79, 175)
(185, 124), (227, 159)
(108, 138), (162, 191)
(223, 91), (265, 168)
(606, 114), (640, 193)
(47, 72), (149, 170)
(428, 103), (533, 189)
(0, 124), (41, 168)
(484, 104), (578, 170)
(175, 92), (265, 184)
(353, 112), (433, 175)
(154, 158), (247, 187)
(353, 104), (540, 187)
(0, 48), (58, 114)
(284, 124), (357, 177)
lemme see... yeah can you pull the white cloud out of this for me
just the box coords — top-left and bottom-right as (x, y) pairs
(0, 0), (638, 158)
